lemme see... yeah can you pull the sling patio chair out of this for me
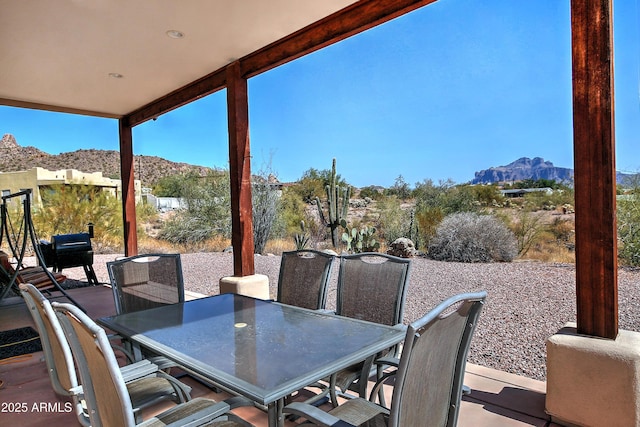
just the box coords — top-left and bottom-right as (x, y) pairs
(107, 253), (185, 314)
(276, 249), (335, 406)
(107, 253), (227, 391)
(329, 252), (411, 406)
(52, 301), (256, 427)
(282, 291), (488, 427)
(276, 249), (335, 310)
(107, 253), (188, 370)
(19, 283), (193, 426)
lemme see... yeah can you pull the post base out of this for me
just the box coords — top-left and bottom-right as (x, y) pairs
(546, 322), (640, 427)
(219, 274), (270, 300)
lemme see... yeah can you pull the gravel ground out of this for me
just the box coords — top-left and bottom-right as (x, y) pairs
(61, 252), (640, 382)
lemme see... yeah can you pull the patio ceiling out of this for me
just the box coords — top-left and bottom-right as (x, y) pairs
(0, 0), (358, 118)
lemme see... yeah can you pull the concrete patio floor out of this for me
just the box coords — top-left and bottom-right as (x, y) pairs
(0, 286), (558, 426)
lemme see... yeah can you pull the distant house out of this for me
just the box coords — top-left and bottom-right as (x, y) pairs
(143, 194), (188, 212)
(0, 167), (141, 206)
(500, 187), (553, 198)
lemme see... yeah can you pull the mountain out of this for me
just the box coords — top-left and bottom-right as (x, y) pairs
(472, 157), (638, 185)
(472, 157), (574, 184)
(0, 133), (214, 186)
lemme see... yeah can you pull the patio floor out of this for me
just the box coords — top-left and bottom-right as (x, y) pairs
(0, 285), (559, 426)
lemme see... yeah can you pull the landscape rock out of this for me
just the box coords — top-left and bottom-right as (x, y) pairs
(387, 237), (416, 258)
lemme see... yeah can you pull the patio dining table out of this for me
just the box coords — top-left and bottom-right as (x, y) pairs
(98, 292), (406, 427)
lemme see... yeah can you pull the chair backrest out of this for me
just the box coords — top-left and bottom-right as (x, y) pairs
(19, 283), (77, 395)
(19, 283), (88, 426)
(336, 253), (411, 326)
(53, 301), (137, 427)
(389, 291), (487, 427)
(107, 253), (185, 314)
(277, 250), (335, 310)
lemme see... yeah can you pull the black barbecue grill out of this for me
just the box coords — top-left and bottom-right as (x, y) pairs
(40, 225), (98, 285)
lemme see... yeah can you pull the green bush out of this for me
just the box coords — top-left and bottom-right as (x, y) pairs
(505, 209), (547, 256)
(358, 185), (384, 201)
(618, 196), (640, 266)
(292, 167), (350, 203)
(34, 184), (124, 251)
(278, 187), (307, 236)
(252, 177), (280, 254)
(428, 212), (518, 262)
(376, 196), (412, 245)
(159, 170), (231, 246)
(414, 205), (444, 249)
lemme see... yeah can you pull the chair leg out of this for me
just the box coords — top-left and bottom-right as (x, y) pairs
(376, 366), (387, 407)
(329, 374), (339, 408)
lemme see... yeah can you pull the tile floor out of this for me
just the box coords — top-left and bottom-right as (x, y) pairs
(0, 286), (558, 426)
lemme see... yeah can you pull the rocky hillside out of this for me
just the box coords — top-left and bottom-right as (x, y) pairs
(0, 134), (213, 186)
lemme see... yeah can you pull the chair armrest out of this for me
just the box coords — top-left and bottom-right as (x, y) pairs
(120, 359), (160, 382)
(222, 395), (256, 410)
(374, 355), (399, 368)
(283, 402), (356, 427)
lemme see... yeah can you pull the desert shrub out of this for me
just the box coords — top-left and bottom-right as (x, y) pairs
(549, 216), (575, 243)
(428, 212), (518, 262)
(376, 196), (412, 245)
(278, 186), (308, 236)
(159, 170), (231, 246)
(413, 179), (478, 216)
(618, 196), (640, 266)
(34, 184), (124, 251)
(505, 209), (547, 256)
(414, 205), (444, 250)
(523, 186), (574, 211)
(385, 175), (411, 200)
(469, 184), (504, 206)
(252, 177), (280, 254)
(153, 173), (192, 197)
(292, 167), (350, 203)
(358, 185), (384, 201)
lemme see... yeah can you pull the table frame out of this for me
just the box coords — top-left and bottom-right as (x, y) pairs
(99, 293), (405, 427)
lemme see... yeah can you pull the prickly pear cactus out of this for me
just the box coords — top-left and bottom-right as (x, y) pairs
(341, 219), (380, 253)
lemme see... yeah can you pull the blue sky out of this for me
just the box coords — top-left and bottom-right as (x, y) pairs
(1, 0), (639, 188)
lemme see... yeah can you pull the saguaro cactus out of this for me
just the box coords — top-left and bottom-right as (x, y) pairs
(314, 158), (350, 249)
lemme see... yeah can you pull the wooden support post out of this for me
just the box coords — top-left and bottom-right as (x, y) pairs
(118, 118), (138, 257)
(226, 61), (255, 277)
(571, 0), (618, 338)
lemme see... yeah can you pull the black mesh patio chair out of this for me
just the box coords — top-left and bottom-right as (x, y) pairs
(276, 250), (335, 310)
(107, 253), (185, 314)
(329, 252), (411, 405)
(276, 250), (335, 407)
(20, 283), (193, 426)
(283, 291), (487, 427)
(52, 301), (255, 427)
(107, 253), (227, 390)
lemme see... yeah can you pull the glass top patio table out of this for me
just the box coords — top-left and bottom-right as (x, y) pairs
(98, 293), (405, 426)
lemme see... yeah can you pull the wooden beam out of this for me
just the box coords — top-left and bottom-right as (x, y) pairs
(124, 0), (437, 126)
(118, 118), (138, 257)
(226, 62), (255, 277)
(126, 72), (226, 127)
(0, 98), (123, 119)
(241, 0), (438, 79)
(571, 0), (618, 338)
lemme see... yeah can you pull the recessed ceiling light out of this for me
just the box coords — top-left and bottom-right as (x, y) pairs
(108, 73), (124, 79)
(166, 30), (184, 39)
